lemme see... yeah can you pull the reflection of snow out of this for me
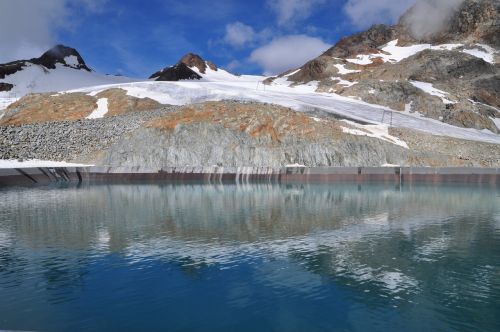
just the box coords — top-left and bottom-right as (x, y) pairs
(0, 229), (12, 247)
(414, 236), (451, 262)
(93, 228), (110, 251)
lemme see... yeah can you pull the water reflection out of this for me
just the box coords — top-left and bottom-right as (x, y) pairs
(0, 183), (499, 331)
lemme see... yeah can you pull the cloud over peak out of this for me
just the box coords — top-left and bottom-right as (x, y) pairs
(249, 35), (330, 75)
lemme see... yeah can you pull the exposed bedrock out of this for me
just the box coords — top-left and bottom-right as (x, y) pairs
(95, 124), (410, 168)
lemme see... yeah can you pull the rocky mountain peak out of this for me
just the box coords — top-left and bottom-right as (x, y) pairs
(33, 45), (91, 71)
(149, 62), (202, 81)
(149, 53), (220, 81)
(179, 53), (217, 74)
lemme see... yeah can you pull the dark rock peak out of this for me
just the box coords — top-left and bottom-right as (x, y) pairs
(179, 53), (218, 74)
(33, 45), (91, 71)
(149, 62), (202, 81)
(0, 44), (91, 80)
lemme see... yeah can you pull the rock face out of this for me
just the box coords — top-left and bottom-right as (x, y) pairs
(1, 101), (498, 167)
(92, 101), (499, 168)
(268, 0), (500, 133)
(32, 45), (91, 71)
(150, 53), (218, 81)
(0, 88), (163, 126)
(0, 83), (13, 92)
(179, 53), (217, 73)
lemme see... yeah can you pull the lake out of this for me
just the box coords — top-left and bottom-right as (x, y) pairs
(0, 183), (499, 331)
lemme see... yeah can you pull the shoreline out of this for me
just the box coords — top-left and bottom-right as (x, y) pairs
(0, 166), (498, 187)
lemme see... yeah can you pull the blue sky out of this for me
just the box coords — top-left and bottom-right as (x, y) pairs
(0, 0), (417, 77)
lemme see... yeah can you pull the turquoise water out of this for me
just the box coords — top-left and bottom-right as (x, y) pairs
(0, 183), (499, 331)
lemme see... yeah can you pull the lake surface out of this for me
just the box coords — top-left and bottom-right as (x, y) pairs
(0, 183), (499, 331)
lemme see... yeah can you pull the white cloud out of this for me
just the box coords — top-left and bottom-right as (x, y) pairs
(249, 35), (330, 75)
(267, 0), (326, 26)
(0, 0), (107, 63)
(224, 22), (256, 47)
(225, 60), (241, 72)
(343, 0), (416, 29)
(402, 0), (465, 38)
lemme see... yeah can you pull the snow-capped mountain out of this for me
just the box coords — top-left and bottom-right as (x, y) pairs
(0, 45), (135, 96)
(150, 53), (239, 82)
(267, 0), (499, 133)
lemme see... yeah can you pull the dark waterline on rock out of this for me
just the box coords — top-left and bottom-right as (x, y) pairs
(0, 183), (499, 331)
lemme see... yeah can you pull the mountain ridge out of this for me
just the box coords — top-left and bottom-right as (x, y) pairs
(267, 0), (499, 133)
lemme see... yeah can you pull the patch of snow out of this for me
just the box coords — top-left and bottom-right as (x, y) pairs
(491, 117), (500, 130)
(0, 159), (93, 169)
(346, 40), (497, 66)
(86, 98), (108, 119)
(64, 55), (80, 67)
(463, 44), (497, 64)
(0, 96), (18, 110)
(404, 101), (413, 113)
(340, 120), (409, 148)
(345, 54), (374, 65)
(382, 163), (400, 167)
(331, 77), (358, 87)
(284, 69), (301, 77)
(409, 81), (456, 104)
(334, 64), (361, 75)
(286, 164), (306, 167)
(368, 89), (376, 94)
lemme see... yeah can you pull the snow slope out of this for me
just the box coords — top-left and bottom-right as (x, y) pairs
(0, 63), (139, 110)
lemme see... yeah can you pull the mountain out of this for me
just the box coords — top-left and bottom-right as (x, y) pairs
(150, 53), (236, 81)
(267, 0), (499, 133)
(0, 45), (134, 96)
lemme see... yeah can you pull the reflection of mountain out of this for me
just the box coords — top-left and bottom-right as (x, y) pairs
(0, 183), (499, 326)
